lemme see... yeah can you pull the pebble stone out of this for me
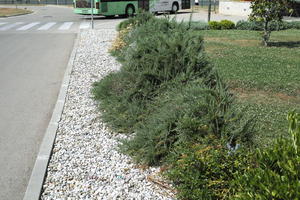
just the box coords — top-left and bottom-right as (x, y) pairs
(40, 29), (176, 200)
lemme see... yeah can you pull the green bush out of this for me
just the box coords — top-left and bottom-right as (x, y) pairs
(92, 71), (144, 133)
(95, 15), (214, 135)
(220, 20), (235, 29)
(121, 75), (255, 165)
(287, 21), (300, 29)
(183, 21), (209, 30)
(117, 11), (154, 31)
(209, 21), (221, 30)
(209, 20), (235, 30)
(236, 20), (300, 31)
(166, 140), (251, 200)
(232, 111), (300, 200)
(93, 13), (257, 200)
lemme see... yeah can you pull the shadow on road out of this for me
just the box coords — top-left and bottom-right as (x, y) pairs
(80, 11), (193, 20)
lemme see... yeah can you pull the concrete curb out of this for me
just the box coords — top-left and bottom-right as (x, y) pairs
(0, 11), (33, 18)
(22, 32), (80, 200)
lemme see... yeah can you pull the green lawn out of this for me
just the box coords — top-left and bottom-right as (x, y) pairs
(202, 29), (300, 146)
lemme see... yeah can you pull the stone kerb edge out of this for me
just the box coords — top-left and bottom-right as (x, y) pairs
(22, 32), (80, 200)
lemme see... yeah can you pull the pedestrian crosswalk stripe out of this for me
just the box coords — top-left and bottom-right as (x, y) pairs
(58, 22), (73, 30)
(37, 22), (56, 30)
(0, 22), (8, 26)
(0, 22), (23, 31)
(17, 22), (40, 31)
(79, 21), (90, 29)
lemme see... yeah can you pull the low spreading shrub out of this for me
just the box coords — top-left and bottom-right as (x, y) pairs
(236, 20), (300, 31)
(232, 111), (300, 199)
(95, 14), (214, 134)
(220, 20), (235, 29)
(116, 11), (154, 31)
(183, 21), (209, 30)
(93, 71), (144, 133)
(209, 20), (235, 30)
(93, 12), (262, 200)
(121, 77), (255, 165)
(287, 21), (300, 29)
(166, 140), (251, 200)
(209, 21), (221, 30)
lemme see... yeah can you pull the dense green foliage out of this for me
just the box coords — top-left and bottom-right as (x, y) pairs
(94, 14), (255, 166)
(250, 0), (293, 45)
(183, 21), (209, 30)
(117, 11), (153, 31)
(236, 20), (300, 31)
(93, 13), (300, 200)
(208, 20), (235, 30)
(219, 20), (235, 29)
(121, 78), (255, 165)
(208, 21), (221, 30)
(232, 111), (300, 200)
(166, 139), (251, 200)
(167, 111), (300, 200)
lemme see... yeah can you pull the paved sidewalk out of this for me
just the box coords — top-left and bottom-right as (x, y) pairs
(173, 10), (248, 23)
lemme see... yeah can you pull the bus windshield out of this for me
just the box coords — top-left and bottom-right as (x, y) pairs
(75, 0), (91, 8)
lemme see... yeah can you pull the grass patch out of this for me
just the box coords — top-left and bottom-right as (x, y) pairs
(0, 8), (32, 17)
(202, 29), (300, 146)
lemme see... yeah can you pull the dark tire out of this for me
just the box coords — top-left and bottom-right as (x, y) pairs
(105, 15), (115, 18)
(171, 2), (179, 14)
(125, 4), (135, 17)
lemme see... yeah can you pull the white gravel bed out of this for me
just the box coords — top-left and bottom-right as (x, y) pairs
(41, 29), (175, 200)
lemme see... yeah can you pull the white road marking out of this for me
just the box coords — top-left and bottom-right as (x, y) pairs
(37, 22), (56, 30)
(79, 21), (90, 29)
(0, 22), (8, 26)
(0, 22), (23, 31)
(58, 22), (73, 30)
(17, 22), (40, 31)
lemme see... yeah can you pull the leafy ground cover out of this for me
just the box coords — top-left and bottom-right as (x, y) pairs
(0, 8), (32, 17)
(202, 29), (300, 146)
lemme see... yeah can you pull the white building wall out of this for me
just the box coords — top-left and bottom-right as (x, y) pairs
(219, 1), (251, 17)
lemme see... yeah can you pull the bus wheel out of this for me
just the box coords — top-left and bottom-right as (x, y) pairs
(105, 15), (115, 18)
(171, 2), (179, 14)
(125, 5), (135, 17)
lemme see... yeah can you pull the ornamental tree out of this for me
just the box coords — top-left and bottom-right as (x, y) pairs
(250, 0), (293, 46)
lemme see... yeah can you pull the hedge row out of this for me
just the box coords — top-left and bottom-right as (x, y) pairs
(183, 19), (300, 30)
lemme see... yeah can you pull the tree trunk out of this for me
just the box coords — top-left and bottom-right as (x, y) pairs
(262, 20), (270, 46)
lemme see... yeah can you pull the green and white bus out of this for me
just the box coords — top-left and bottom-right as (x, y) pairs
(73, 0), (192, 17)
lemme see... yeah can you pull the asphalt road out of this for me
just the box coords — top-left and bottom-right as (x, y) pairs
(0, 6), (79, 200)
(0, 5), (249, 200)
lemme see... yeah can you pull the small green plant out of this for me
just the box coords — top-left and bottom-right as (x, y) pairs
(208, 20), (235, 30)
(231, 111), (300, 199)
(235, 20), (300, 31)
(287, 21), (300, 29)
(209, 21), (221, 30)
(117, 11), (154, 31)
(250, 0), (293, 46)
(166, 139), (252, 200)
(183, 21), (209, 30)
(235, 20), (263, 30)
(220, 20), (235, 29)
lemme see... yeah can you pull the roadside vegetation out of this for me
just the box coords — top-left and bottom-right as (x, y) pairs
(93, 11), (300, 200)
(0, 7), (32, 17)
